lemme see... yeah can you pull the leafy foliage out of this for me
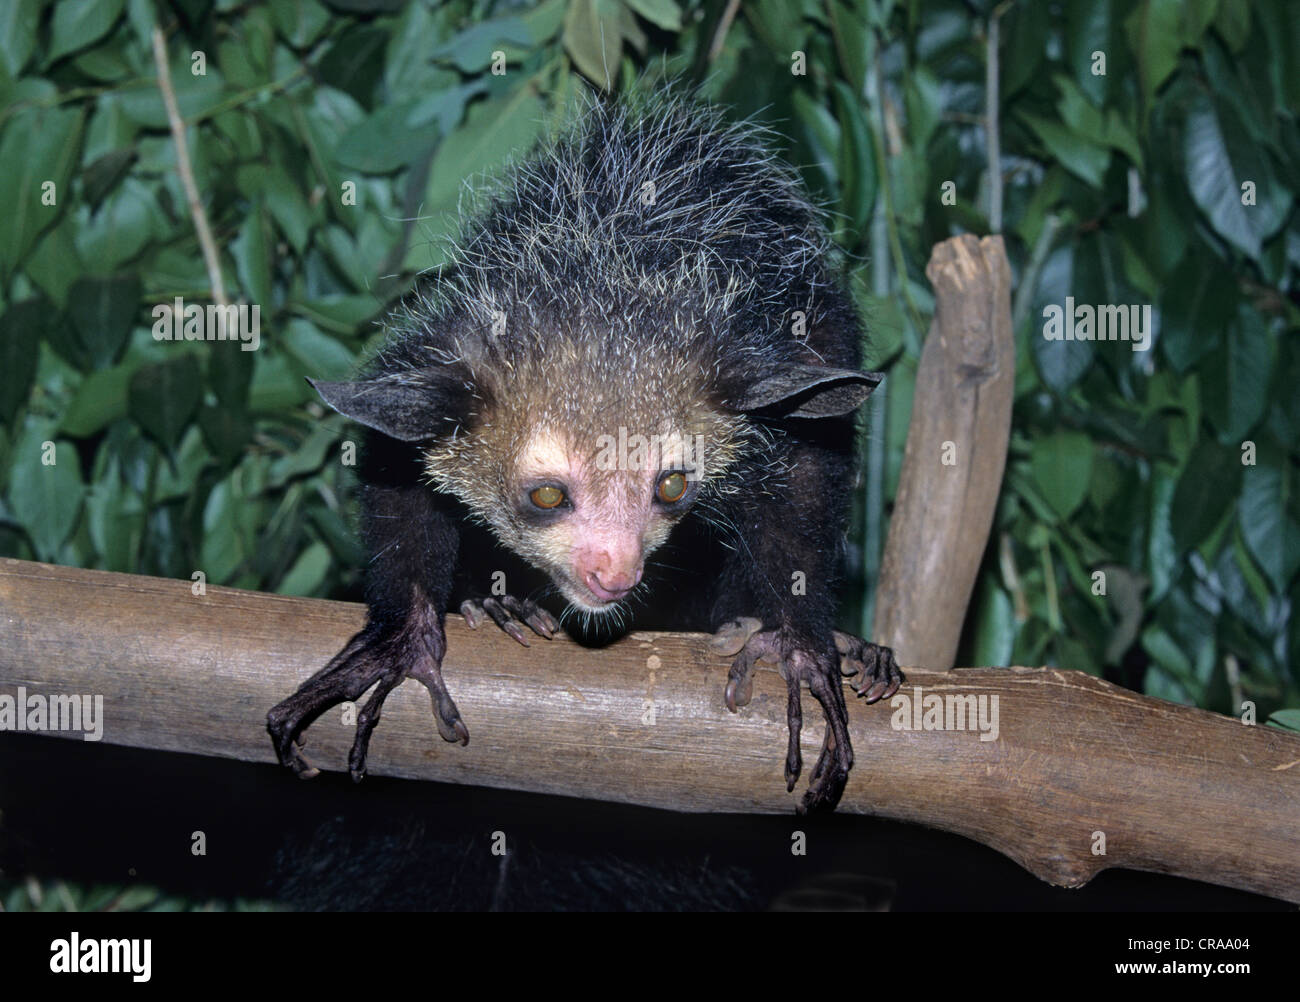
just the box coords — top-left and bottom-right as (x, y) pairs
(0, 0), (1296, 735)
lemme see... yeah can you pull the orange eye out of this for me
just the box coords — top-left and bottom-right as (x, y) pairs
(530, 486), (565, 509)
(657, 472), (687, 504)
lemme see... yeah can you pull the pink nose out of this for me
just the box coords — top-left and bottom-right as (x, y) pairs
(585, 568), (642, 602)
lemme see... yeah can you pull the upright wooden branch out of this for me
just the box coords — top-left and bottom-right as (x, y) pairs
(1, 558), (1297, 902)
(874, 234), (1015, 669)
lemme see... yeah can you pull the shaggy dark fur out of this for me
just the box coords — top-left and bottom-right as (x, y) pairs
(267, 94), (902, 812)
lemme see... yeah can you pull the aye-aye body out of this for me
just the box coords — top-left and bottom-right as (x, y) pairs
(267, 94), (902, 812)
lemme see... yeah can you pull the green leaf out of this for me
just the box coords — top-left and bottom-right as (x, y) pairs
(1255, 0), (1300, 114)
(200, 476), (254, 582)
(67, 273), (141, 369)
(198, 402), (253, 465)
(832, 81), (876, 236)
(1053, 633), (1102, 677)
(117, 54), (227, 129)
(61, 362), (137, 437)
(334, 100), (441, 173)
(1053, 75), (1142, 167)
(1125, 0), (1182, 106)
(407, 81), (486, 134)
(281, 318), (357, 381)
(269, 0), (331, 49)
(152, 425), (212, 503)
(1030, 247), (1095, 391)
(970, 580), (1015, 668)
(24, 221), (83, 309)
(408, 89), (545, 271)
(208, 341), (254, 408)
(47, 0), (124, 64)
(564, 0), (622, 89)
(1147, 465), (1178, 602)
(1200, 304), (1273, 443)
(83, 93), (136, 164)
(317, 25), (388, 106)
(1213, 0), (1252, 51)
(626, 0), (681, 31)
(294, 294), (383, 331)
(0, 299), (45, 423)
(74, 177), (156, 271)
(1179, 0), (1219, 46)
(1030, 431), (1095, 521)
(0, 104), (85, 278)
(1171, 440), (1242, 555)
(903, 67), (943, 152)
(1004, 0), (1049, 97)
(269, 426), (336, 487)
(431, 17), (535, 73)
(1064, 0), (1114, 106)
(520, 0), (568, 42)
(0, 0), (40, 76)
(85, 464), (142, 570)
(7, 433), (84, 561)
(1018, 111), (1110, 188)
(1183, 90), (1292, 259)
(129, 356), (202, 452)
(277, 540), (331, 595)
(827, 0), (868, 94)
(258, 165), (315, 253)
(74, 41), (134, 83)
(81, 148), (136, 210)
(792, 89), (841, 194)
(1141, 624), (1198, 704)
(107, 885), (161, 911)
(1239, 454), (1299, 593)
(1158, 252), (1238, 373)
(1268, 709), (1300, 732)
(249, 351), (311, 412)
(232, 205), (272, 309)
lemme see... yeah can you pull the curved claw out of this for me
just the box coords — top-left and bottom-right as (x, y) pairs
(784, 682), (803, 792)
(501, 617), (531, 647)
(463, 594), (557, 646)
(349, 669), (405, 781)
(285, 741), (320, 780)
(717, 621), (778, 712)
(714, 621), (886, 813)
(506, 595), (558, 638)
(838, 633), (904, 703)
(724, 645), (760, 712)
(409, 639), (470, 747)
(459, 600), (485, 629)
(267, 626), (388, 780)
(267, 603), (468, 781)
(799, 661), (854, 813)
(724, 669), (754, 713)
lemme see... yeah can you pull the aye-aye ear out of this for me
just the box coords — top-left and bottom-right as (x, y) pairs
(729, 365), (883, 418)
(308, 369), (468, 442)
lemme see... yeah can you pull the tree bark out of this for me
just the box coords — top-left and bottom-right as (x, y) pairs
(1, 557), (1296, 902)
(873, 234), (1015, 669)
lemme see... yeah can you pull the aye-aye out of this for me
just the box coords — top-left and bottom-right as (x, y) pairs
(267, 94), (903, 812)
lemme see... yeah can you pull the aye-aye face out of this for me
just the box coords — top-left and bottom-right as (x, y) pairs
(429, 402), (746, 613)
(498, 424), (709, 610)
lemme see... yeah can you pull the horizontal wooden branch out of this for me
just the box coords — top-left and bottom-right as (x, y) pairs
(1, 557), (1297, 902)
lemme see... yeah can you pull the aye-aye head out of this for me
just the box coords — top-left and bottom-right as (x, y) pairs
(311, 329), (880, 615)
